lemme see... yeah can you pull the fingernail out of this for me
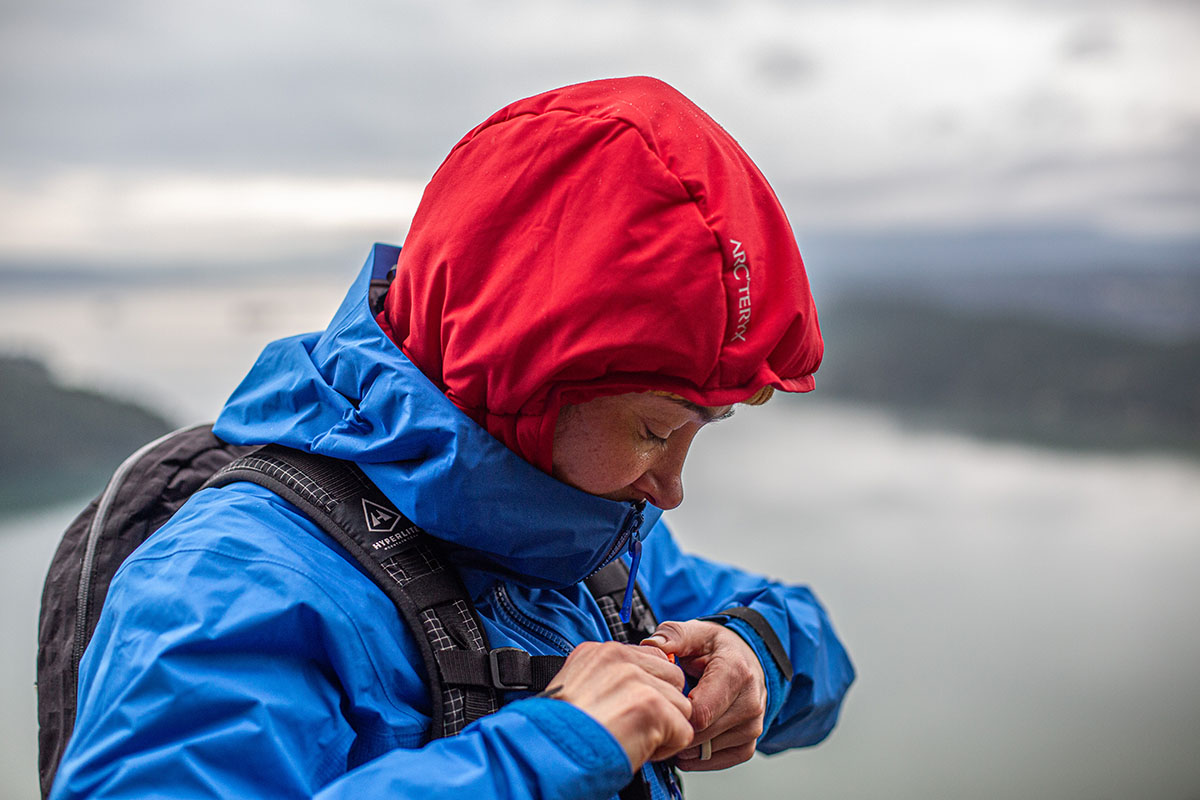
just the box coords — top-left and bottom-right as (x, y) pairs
(642, 634), (667, 646)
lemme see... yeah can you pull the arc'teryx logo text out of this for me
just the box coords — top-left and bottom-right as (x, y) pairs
(730, 238), (751, 342)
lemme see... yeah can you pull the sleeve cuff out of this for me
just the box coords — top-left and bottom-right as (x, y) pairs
(506, 697), (632, 787)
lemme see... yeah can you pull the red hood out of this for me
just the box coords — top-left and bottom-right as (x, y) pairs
(378, 76), (822, 472)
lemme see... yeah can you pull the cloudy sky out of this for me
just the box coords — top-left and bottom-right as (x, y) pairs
(1, 0), (1196, 276)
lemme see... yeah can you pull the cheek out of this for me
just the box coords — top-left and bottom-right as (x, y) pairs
(579, 447), (653, 495)
(551, 413), (653, 496)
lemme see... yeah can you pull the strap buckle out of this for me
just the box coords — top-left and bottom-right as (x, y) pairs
(488, 647), (531, 691)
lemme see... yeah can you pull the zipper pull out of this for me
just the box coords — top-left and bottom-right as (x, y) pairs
(620, 538), (643, 623)
(662, 762), (683, 800)
(619, 501), (646, 623)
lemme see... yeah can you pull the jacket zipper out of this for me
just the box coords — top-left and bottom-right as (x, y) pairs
(584, 500), (646, 581)
(491, 583), (574, 655)
(493, 503), (672, 798)
(491, 500), (647, 656)
(657, 762), (683, 800)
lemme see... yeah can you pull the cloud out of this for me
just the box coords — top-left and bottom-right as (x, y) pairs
(753, 45), (818, 88)
(1, 0), (1197, 270)
(0, 170), (424, 268)
(1062, 20), (1120, 61)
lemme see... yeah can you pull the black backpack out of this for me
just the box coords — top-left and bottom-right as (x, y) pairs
(37, 424), (661, 799)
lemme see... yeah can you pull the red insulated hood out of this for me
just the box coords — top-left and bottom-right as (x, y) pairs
(377, 76), (823, 472)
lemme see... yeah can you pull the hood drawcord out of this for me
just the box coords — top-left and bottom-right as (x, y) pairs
(619, 502), (646, 623)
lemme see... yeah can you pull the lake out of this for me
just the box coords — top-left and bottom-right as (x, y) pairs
(2, 277), (1198, 799)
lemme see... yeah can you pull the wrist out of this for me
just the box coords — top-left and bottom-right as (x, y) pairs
(702, 615), (788, 736)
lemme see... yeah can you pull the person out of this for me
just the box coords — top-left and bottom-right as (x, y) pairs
(51, 77), (854, 799)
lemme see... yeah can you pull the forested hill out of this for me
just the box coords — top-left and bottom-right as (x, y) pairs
(0, 355), (171, 516)
(2, 295), (1196, 518)
(816, 296), (1200, 457)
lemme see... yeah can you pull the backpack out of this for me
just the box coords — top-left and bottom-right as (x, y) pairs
(37, 424), (661, 799)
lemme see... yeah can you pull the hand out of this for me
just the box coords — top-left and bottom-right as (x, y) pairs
(641, 620), (767, 771)
(547, 641), (694, 771)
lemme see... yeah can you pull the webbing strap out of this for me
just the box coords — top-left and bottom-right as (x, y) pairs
(202, 446), (668, 751)
(402, 572), (471, 610)
(586, 560), (658, 644)
(436, 648), (565, 692)
(203, 445), (497, 738)
(619, 778), (653, 800)
(585, 559), (632, 597)
(701, 606), (794, 678)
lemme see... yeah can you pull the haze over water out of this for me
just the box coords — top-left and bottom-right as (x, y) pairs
(2, 279), (1197, 799)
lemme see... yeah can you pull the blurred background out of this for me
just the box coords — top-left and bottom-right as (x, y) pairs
(1, 1), (1197, 798)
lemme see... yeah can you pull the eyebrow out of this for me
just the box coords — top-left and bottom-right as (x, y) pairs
(669, 397), (736, 423)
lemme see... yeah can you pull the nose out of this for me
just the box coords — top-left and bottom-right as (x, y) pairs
(632, 427), (697, 510)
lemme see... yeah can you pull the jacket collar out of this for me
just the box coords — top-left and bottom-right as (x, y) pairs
(215, 244), (663, 589)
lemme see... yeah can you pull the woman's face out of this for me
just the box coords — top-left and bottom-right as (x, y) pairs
(550, 392), (732, 510)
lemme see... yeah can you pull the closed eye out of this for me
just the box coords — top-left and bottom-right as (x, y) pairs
(641, 427), (670, 445)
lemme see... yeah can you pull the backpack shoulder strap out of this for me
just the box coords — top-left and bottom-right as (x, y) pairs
(204, 446), (662, 737)
(585, 559), (659, 643)
(202, 444), (565, 737)
(41, 427), (670, 793)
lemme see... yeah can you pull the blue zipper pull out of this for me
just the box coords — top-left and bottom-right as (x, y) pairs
(619, 537), (643, 623)
(619, 501), (646, 623)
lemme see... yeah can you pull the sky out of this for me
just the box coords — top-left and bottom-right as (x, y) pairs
(1, 0), (1197, 277)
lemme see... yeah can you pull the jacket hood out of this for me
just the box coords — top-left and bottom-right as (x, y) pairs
(215, 244), (662, 590)
(378, 76), (823, 471)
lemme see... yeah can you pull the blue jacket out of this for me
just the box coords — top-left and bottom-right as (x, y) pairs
(53, 245), (854, 800)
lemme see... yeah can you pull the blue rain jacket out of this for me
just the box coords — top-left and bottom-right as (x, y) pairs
(53, 245), (854, 800)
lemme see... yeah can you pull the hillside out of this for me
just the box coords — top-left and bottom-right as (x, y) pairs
(816, 296), (1200, 456)
(0, 355), (172, 516)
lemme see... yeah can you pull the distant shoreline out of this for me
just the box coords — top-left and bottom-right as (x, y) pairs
(817, 294), (1200, 459)
(4, 277), (1197, 520)
(0, 354), (172, 519)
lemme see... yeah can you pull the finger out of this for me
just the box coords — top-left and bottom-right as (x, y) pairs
(622, 646), (687, 691)
(570, 641), (686, 691)
(648, 706), (695, 762)
(650, 679), (692, 722)
(640, 619), (719, 661)
(626, 659), (692, 720)
(688, 688), (766, 744)
(635, 643), (671, 662)
(696, 717), (763, 754)
(644, 685), (695, 761)
(648, 718), (694, 763)
(683, 659), (740, 733)
(675, 740), (757, 772)
(675, 719), (753, 763)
